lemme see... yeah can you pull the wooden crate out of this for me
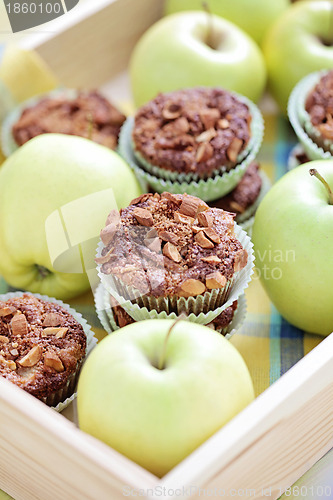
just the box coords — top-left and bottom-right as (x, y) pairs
(1, 1), (333, 498)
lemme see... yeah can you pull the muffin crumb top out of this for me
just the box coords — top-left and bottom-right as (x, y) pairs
(98, 192), (248, 298)
(12, 90), (126, 150)
(0, 294), (86, 401)
(133, 87), (251, 176)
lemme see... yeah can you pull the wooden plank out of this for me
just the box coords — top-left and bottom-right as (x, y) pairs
(0, 377), (157, 500)
(158, 333), (333, 499)
(21, 0), (164, 88)
(1, 0), (332, 496)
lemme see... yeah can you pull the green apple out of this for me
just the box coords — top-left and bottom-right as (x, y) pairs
(252, 161), (333, 336)
(130, 11), (266, 107)
(77, 319), (254, 477)
(263, 0), (333, 113)
(164, 0), (290, 45)
(0, 134), (142, 300)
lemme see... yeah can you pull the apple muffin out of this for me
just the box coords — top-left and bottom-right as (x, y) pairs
(97, 192), (249, 316)
(108, 293), (238, 335)
(132, 87), (252, 179)
(0, 294), (87, 407)
(11, 90), (126, 150)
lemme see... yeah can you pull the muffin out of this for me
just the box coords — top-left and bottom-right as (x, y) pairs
(2, 89), (126, 157)
(96, 192), (253, 322)
(0, 293), (90, 408)
(288, 70), (333, 160)
(119, 87), (264, 201)
(209, 162), (271, 234)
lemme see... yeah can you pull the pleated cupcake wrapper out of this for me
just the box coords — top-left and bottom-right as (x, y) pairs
(118, 111), (264, 203)
(210, 293), (247, 340)
(94, 282), (246, 340)
(97, 223), (254, 325)
(101, 273), (234, 317)
(93, 283), (113, 334)
(0, 291), (97, 412)
(288, 71), (333, 161)
(130, 94), (262, 183)
(1, 87), (76, 158)
(287, 144), (307, 171)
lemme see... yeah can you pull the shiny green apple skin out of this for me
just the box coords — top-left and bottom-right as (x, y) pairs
(165, 0), (289, 45)
(0, 134), (142, 300)
(252, 161), (333, 336)
(263, 1), (333, 113)
(77, 320), (254, 477)
(130, 12), (266, 107)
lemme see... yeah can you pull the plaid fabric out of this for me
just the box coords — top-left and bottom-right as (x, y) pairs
(0, 46), (331, 500)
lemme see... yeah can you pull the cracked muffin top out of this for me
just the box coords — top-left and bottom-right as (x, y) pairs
(97, 192), (248, 298)
(0, 294), (86, 402)
(132, 87), (252, 177)
(12, 90), (126, 150)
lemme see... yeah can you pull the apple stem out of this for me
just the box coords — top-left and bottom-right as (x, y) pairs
(202, 1), (215, 49)
(157, 317), (183, 370)
(309, 168), (333, 205)
(35, 265), (51, 280)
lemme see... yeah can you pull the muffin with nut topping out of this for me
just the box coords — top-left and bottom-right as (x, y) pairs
(96, 192), (253, 321)
(118, 87), (264, 202)
(2, 89), (126, 157)
(0, 293), (91, 408)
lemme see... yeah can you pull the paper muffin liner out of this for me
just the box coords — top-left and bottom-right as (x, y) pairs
(212, 293), (247, 339)
(1, 88), (78, 158)
(288, 72), (332, 161)
(0, 291), (97, 412)
(118, 110), (264, 202)
(94, 282), (246, 340)
(97, 223), (254, 325)
(130, 93), (263, 183)
(93, 283), (113, 334)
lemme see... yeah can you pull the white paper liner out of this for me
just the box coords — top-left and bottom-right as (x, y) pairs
(97, 223), (254, 325)
(288, 72), (333, 161)
(93, 283), (113, 334)
(0, 291), (97, 412)
(94, 282), (246, 340)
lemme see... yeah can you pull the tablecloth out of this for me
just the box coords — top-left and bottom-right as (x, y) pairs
(0, 45), (331, 500)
